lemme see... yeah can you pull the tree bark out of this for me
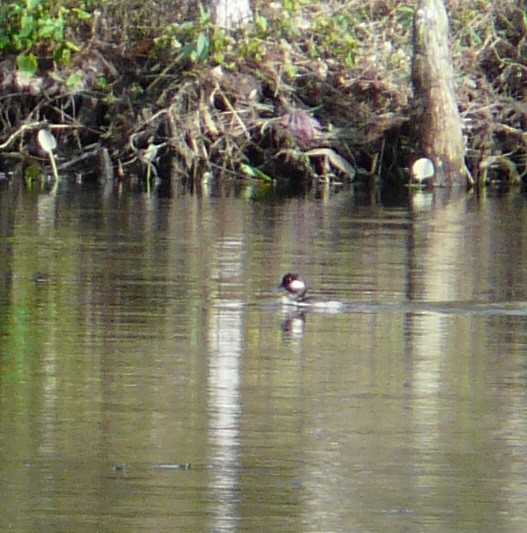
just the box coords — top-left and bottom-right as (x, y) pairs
(412, 0), (472, 188)
(206, 0), (252, 29)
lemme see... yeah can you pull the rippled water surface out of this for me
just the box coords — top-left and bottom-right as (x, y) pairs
(1, 182), (527, 531)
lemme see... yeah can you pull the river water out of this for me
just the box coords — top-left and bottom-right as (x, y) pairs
(1, 180), (527, 531)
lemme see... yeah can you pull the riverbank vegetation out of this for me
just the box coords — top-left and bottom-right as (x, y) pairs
(0, 0), (525, 190)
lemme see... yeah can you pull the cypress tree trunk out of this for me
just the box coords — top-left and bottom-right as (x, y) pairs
(412, 0), (473, 188)
(206, 0), (252, 29)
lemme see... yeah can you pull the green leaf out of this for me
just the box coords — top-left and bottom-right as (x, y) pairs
(195, 32), (209, 61)
(54, 46), (71, 64)
(39, 17), (60, 39)
(20, 14), (37, 39)
(66, 71), (83, 88)
(197, 4), (210, 25)
(181, 42), (195, 60)
(53, 18), (64, 40)
(240, 163), (273, 182)
(71, 8), (91, 20)
(24, 163), (42, 183)
(26, 0), (43, 12)
(397, 6), (414, 16)
(255, 15), (267, 33)
(0, 34), (10, 50)
(17, 53), (38, 76)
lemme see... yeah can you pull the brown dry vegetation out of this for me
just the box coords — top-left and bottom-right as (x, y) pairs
(0, 0), (525, 190)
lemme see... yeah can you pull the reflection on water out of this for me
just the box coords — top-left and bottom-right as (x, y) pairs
(1, 183), (527, 530)
(208, 233), (244, 531)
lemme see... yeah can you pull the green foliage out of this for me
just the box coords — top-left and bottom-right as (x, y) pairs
(247, 3), (361, 68)
(151, 1), (362, 74)
(65, 70), (83, 89)
(0, 0), (87, 66)
(240, 163), (273, 182)
(23, 162), (45, 185)
(282, 0), (309, 12)
(16, 52), (38, 75)
(155, 5), (235, 65)
(310, 14), (360, 66)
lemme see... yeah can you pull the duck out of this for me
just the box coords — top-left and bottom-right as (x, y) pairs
(279, 273), (309, 304)
(278, 273), (344, 311)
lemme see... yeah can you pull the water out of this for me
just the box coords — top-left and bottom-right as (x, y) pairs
(1, 182), (527, 531)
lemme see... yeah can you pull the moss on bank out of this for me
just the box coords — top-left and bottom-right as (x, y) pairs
(0, 0), (525, 189)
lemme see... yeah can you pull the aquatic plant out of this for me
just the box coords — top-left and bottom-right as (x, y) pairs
(37, 127), (59, 181)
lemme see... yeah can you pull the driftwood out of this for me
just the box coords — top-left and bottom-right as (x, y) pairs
(412, 0), (473, 188)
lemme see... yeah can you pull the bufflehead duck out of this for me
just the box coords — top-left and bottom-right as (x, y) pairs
(278, 273), (344, 311)
(279, 273), (308, 303)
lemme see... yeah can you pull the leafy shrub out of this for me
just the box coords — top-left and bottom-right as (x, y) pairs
(0, 0), (89, 71)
